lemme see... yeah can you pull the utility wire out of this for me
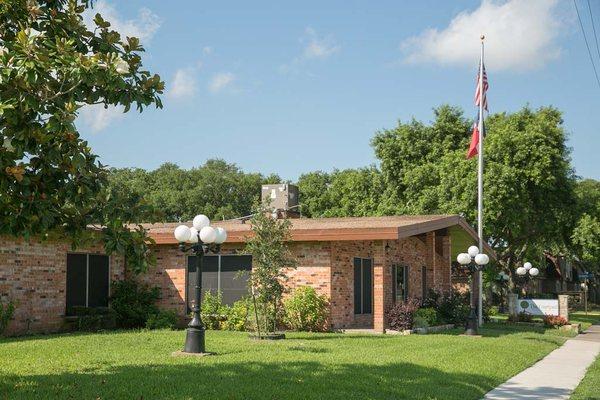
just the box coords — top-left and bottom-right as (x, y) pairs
(574, 0), (600, 89)
(587, 0), (600, 62)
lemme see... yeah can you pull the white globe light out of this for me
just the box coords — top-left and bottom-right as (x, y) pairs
(516, 267), (526, 276)
(457, 253), (471, 265)
(189, 227), (199, 243)
(475, 253), (490, 266)
(214, 227), (227, 244)
(467, 245), (480, 258)
(200, 226), (216, 243)
(174, 225), (191, 243)
(524, 262), (532, 270)
(193, 214), (210, 231)
(529, 267), (539, 276)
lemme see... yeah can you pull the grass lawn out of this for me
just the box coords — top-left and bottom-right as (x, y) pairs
(571, 310), (600, 400)
(0, 324), (581, 400)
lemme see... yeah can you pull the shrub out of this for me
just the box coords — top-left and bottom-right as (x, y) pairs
(201, 291), (227, 330)
(222, 298), (251, 331)
(146, 310), (178, 330)
(283, 286), (329, 332)
(387, 298), (421, 331)
(414, 307), (439, 326)
(0, 300), (15, 335)
(71, 307), (116, 331)
(110, 279), (160, 328)
(543, 315), (569, 328)
(508, 312), (534, 323)
(436, 291), (470, 325)
(413, 315), (429, 329)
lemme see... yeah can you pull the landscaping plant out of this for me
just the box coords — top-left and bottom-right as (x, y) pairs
(387, 298), (421, 331)
(0, 299), (15, 336)
(414, 307), (439, 327)
(284, 286), (329, 332)
(146, 310), (178, 330)
(543, 315), (569, 328)
(222, 298), (251, 331)
(245, 206), (296, 336)
(200, 291), (227, 330)
(110, 279), (160, 328)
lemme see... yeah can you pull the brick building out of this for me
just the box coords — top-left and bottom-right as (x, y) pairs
(1, 214), (490, 335)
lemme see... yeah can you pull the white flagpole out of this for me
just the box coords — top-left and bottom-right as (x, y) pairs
(477, 36), (485, 326)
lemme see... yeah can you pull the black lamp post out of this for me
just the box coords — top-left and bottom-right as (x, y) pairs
(174, 215), (227, 354)
(456, 246), (490, 335)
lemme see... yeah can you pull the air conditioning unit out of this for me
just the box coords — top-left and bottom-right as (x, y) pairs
(261, 184), (300, 218)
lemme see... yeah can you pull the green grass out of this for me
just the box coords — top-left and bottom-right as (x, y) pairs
(0, 324), (579, 400)
(570, 311), (600, 400)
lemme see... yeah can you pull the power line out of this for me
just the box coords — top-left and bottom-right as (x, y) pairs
(574, 0), (600, 89)
(586, 0), (600, 62)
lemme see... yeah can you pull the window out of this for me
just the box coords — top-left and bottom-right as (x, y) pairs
(187, 255), (252, 309)
(66, 253), (109, 315)
(353, 257), (373, 314)
(392, 265), (408, 303)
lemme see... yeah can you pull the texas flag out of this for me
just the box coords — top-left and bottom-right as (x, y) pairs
(467, 111), (483, 159)
(467, 61), (488, 159)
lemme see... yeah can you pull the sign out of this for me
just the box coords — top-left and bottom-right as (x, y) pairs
(579, 272), (594, 280)
(517, 299), (559, 316)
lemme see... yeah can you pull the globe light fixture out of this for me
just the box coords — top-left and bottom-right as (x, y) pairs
(523, 262), (532, 270)
(516, 267), (526, 276)
(455, 245), (490, 336)
(173, 215), (227, 355)
(514, 262), (540, 297)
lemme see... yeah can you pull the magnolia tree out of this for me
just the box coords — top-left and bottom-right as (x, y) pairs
(245, 207), (296, 336)
(0, 1), (164, 272)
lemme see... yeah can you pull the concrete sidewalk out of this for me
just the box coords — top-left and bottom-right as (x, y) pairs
(483, 324), (600, 400)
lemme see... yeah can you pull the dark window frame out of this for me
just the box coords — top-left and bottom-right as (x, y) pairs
(186, 254), (252, 310)
(353, 257), (373, 315)
(65, 253), (110, 315)
(421, 266), (427, 297)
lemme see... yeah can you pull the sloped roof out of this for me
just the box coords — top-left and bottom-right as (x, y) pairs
(143, 214), (495, 256)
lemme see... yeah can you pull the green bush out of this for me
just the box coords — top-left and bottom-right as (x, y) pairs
(68, 307), (116, 331)
(283, 286), (329, 332)
(414, 307), (439, 326)
(436, 291), (470, 325)
(413, 315), (429, 329)
(0, 300), (15, 336)
(110, 279), (160, 328)
(146, 310), (178, 330)
(222, 298), (250, 331)
(201, 291), (227, 330)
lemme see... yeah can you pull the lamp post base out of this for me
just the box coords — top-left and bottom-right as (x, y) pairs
(183, 326), (206, 354)
(464, 307), (479, 336)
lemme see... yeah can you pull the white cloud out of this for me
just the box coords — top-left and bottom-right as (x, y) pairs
(79, 104), (125, 133)
(167, 67), (197, 99)
(202, 46), (213, 55)
(83, 0), (161, 43)
(401, 0), (563, 71)
(302, 28), (340, 59)
(280, 27), (340, 73)
(208, 72), (236, 93)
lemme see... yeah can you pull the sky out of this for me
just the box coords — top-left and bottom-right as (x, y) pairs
(76, 0), (600, 181)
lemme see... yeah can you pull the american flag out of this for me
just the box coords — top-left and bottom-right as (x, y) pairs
(474, 62), (488, 111)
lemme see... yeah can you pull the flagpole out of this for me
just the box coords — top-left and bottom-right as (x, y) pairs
(477, 35), (485, 326)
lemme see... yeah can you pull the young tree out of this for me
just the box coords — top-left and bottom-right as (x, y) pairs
(0, 1), (164, 271)
(245, 206), (296, 335)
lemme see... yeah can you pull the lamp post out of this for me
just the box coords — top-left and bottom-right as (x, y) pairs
(173, 214), (227, 354)
(456, 245), (490, 335)
(515, 262), (539, 297)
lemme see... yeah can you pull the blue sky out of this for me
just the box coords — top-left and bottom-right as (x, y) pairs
(77, 0), (600, 181)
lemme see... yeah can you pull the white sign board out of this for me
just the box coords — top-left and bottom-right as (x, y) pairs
(517, 299), (559, 316)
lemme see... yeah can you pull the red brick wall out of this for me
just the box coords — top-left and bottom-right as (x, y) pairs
(0, 235), (124, 336)
(1, 232), (453, 335)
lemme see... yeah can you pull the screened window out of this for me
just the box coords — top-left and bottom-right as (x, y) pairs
(66, 253), (109, 315)
(187, 255), (252, 309)
(392, 265), (409, 303)
(353, 257), (373, 314)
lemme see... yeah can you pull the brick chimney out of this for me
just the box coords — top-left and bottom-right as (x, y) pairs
(261, 184), (300, 219)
